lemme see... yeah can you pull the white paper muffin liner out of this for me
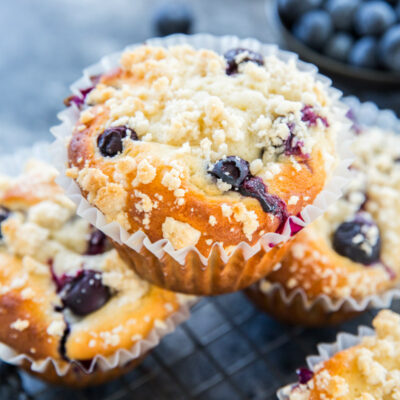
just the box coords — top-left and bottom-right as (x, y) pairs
(277, 324), (375, 399)
(0, 143), (194, 376)
(50, 33), (353, 267)
(256, 96), (400, 317)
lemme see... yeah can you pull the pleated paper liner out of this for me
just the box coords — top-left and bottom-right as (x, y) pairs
(277, 323), (375, 399)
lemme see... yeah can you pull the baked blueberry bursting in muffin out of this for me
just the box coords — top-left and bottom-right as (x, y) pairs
(224, 48), (264, 75)
(333, 212), (381, 265)
(61, 270), (111, 317)
(65, 44), (340, 258)
(97, 126), (138, 157)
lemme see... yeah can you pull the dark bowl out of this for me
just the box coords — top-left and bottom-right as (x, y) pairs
(270, 0), (400, 87)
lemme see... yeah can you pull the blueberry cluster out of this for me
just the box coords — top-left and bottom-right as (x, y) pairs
(209, 156), (288, 222)
(278, 0), (400, 71)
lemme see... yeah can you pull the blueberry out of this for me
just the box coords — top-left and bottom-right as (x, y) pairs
(62, 270), (111, 316)
(379, 24), (400, 71)
(0, 207), (10, 239)
(224, 48), (264, 75)
(284, 124), (305, 157)
(325, 0), (361, 31)
(324, 32), (354, 62)
(209, 156), (249, 188)
(296, 368), (314, 384)
(278, 0), (323, 24)
(301, 105), (329, 127)
(348, 37), (379, 69)
(333, 214), (381, 265)
(293, 10), (334, 50)
(86, 229), (107, 255)
(97, 126), (137, 157)
(153, 2), (193, 37)
(354, 1), (396, 36)
(239, 176), (288, 220)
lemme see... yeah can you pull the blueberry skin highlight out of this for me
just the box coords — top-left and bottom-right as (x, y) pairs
(325, 0), (361, 31)
(379, 25), (400, 72)
(348, 37), (379, 69)
(293, 10), (334, 50)
(354, 1), (396, 36)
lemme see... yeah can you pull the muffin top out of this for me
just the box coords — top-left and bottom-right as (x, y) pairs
(67, 44), (342, 255)
(263, 123), (400, 301)
(287, 310), (400, 399)
(0, 160), (189, 363)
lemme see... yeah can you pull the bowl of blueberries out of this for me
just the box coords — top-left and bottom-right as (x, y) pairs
(275, 0), (400, 85)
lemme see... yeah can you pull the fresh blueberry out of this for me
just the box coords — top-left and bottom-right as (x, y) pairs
(62, 270), (111, 316)
(296, 367), (314, 384)
(0, 207), (10, 239)
(354, 1), (396, 36)
(379, 24), (400, 72)
(325, 0), (361, 31)
(224, 48), (264, 75)
(324, 32), (354, 62)
(97, 126), (137, 157)
(333, 214), (381, 265)
(209, 156), (250, 188)
(278, 0), (323, 25)
(239, 176), (288, 220)
(348, 37), (379, 69)
(153, 2), (193, 36)
(293, 10), (334, 50)
(86, 229), (107, 255)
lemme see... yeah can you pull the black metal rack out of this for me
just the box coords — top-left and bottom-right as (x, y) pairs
(19, 291), (391, 400)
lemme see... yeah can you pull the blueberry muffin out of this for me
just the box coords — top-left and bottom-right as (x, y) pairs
(65, 44), (346, 294)
(282, 310), (400, 399)
(0, 160), (190, 387)
(247, 123), (400, 326)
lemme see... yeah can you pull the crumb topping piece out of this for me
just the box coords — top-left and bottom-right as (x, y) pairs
(289, 310), (400, 400)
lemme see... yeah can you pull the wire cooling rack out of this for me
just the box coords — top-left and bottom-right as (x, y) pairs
(14, 292), (397, 400)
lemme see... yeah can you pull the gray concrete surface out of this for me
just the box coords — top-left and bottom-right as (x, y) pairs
(0, 0), (399, 155)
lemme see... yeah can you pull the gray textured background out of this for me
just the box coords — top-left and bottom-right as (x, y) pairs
(1, 0), (399, 156)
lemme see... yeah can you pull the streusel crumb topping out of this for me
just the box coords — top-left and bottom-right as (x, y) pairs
(67, 44), (341, 252)
(289, 310), (400, 399)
